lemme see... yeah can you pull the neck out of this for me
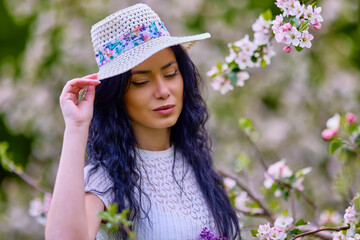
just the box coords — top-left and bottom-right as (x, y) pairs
(132, 126), (171, 151)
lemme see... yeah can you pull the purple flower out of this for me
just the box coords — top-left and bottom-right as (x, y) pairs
(199, 227), (227, 240)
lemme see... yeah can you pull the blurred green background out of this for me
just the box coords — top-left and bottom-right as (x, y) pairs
(0, 0), (359, 239)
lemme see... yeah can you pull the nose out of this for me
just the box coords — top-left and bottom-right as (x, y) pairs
(154, 77), (170, 100)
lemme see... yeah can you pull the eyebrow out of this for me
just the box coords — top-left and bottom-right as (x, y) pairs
(132, 61), (177, 75)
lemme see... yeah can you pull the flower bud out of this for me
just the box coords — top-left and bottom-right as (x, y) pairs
(281, 23), (292, 31)
(283, 46), (291, 53)
(313, 22), (322, 30)
(346, 112), (356, 124)
(321, 128), (337, 141)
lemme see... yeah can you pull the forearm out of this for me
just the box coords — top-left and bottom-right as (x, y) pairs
(46, 126), (91, 239)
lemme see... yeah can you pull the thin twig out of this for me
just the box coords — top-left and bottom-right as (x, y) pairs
(17, 171), (49, 194)
(290, 225), (350, 240)
(242, 130), (319, 224)
(218, 169), (275, 222)
(243, 133), (268, 171)
(290, 190), (296, 222)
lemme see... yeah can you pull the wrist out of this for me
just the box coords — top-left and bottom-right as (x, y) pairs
(64, 123), (90, 134)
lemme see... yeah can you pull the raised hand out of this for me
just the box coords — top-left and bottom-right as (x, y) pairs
(59, 73), (100, 129)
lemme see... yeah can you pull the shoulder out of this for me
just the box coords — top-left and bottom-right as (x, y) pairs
(84, 163), (115, 207)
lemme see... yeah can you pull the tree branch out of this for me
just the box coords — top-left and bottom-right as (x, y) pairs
(217, 169), (275, 222)
(291, 225), (350, 240)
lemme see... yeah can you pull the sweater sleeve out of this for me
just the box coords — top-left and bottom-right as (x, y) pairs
(84, 164), (114, 208)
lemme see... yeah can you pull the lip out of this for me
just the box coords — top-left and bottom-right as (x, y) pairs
(153, 104), (176, 115)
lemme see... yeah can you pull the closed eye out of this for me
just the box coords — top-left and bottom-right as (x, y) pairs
(165, 70), (179, 79)
(131, 81), (148, 86)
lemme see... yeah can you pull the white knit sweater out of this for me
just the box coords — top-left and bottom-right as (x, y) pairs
(84, 146), (217, 240)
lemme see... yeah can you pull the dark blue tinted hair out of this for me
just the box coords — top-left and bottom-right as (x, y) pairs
(86, 45), (240, 239)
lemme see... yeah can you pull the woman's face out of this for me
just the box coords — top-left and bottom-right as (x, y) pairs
(124, 48), (184, 133)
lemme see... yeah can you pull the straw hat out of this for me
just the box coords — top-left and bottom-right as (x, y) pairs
(91, 3), (211, 80)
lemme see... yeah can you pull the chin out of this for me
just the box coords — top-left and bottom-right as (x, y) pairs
(152, 117), (179, 129)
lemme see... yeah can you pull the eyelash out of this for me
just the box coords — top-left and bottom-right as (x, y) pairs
(165, 70), (178, 79)
(131, 70), (179, 86)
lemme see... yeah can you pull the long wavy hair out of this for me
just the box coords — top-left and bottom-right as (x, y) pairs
(86, 45), (240, 239)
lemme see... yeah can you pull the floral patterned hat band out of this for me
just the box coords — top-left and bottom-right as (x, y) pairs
(90, 3), (211, 81)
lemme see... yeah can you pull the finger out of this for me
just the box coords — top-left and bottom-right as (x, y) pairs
(83, 73), (99, 80)
(60, 79), (100, 103)
(65, 79), (100, 94)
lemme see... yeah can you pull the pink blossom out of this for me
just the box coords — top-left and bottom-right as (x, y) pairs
(223, 177), (236, 191)
(284, 27), (301, 46)
(281, 23), (293, 32)
(234, 35), (258, 56)
(333, 231), (347, 240)
(206, 66), (219, 77)
(252, 16), (271, 34)
(274, 216), (294, 231)
(225, 49), (237, 63)
(262, 46), (276, 65)
(235, 192), (251, 212)
(264, 160), (293, 188)
(346, 112), (356, 124)
(313, 22), (322, 30)
(211, 76), (234, 95)
(289, 1), (305, 18)
(236, 71), (250, 87)
(271, 15), (284, 28)
(254, 32), (271, 46)
(276, 0), (295, 17)
(321, 128), (337, 141)
(299, 30), (314, 48)
(344, 205), (359, 225)
(327, 113), (341, 130)
(303, 5), (322, 24)
(29, 193), (52, 226)
(313, 6), (324, 23)
(257, 223), (271, 240)
(283, 45), (291, 53)
(275, 31), (287, 44)
(235, 52), (254, 70)
(269, 226), (286, 240)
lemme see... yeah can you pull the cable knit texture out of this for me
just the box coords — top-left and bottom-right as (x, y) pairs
(84, 145), (217, 240)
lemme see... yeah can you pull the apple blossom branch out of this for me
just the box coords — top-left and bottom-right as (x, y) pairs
(218, 168), (275, 222)
(290, 225), (350, 240)
(207, 0), (324, 94)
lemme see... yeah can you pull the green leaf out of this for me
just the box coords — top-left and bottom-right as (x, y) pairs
(348, 124), (359, 133)
(282, 209), (289, 216)
(282, 190), (290, 201)
(328, 139), (345, 155)
(295, 218), (308, 226)
(353, 194), (360, 212)
(289, 228), (303, 236)
(251, 229), (259, 237)
(260, 59), (267, 68)
(227, 71), (238, 85)
(238, 118), (254, 133)
(235, 152), (252, 173)
(0, 142), (24, 174)
(216, 61), (223, 70)
(260, 9), (273, 21)
(295, 46), (304, 52)
(299, 20), (310, 31)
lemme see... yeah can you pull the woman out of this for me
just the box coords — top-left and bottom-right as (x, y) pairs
(45, 3), (240, 240)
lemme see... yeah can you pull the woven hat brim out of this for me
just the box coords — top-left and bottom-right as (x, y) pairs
(97, 33), (211, 80)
